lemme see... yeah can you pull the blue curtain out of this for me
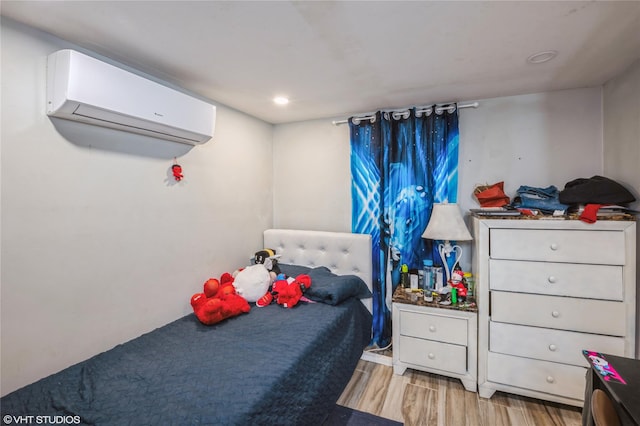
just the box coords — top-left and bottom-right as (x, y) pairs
(350, 107), (459, 347)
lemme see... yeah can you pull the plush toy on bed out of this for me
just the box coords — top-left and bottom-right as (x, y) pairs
(258, 273), (312, 308)
(190, 273), (250, 325)
(253, 248), (281, 280)
(233, 264), (273, 303)
(230, 249), (282, 304)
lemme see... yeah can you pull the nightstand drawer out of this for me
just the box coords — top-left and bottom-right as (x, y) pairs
(487, 352), (587, 400)
(490, 322), (625, 367)
(489, 259), (623, 300)
(398, 309), (467, 346)
(491, 292), (625, 336)
(399, 335), (467, 374)
(490, 229), (625, 265)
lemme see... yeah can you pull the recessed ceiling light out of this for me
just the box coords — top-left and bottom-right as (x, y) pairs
(273, 96), (289, 105)
(527, 50), (558, 64)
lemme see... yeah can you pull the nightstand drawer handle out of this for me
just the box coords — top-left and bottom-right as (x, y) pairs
(551, 311), (560, 318)
(548, 276), (557, 283)
(428, 353), (435, 360)
(550, 243), (558, 251)
(428, 325), (436, 332)
(548, 344), (557, 351)
(546, 376), (555, 384)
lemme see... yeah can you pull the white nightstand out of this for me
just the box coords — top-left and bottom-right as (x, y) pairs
(392, 289), (478, 392)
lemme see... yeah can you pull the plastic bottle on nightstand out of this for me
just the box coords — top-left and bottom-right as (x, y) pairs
(422, 260), (434, 291)
(464, 272), (475, 299)
(433, 266), (444, 290)
(401, 264), (410, 291)
(422, 259), (434, 302)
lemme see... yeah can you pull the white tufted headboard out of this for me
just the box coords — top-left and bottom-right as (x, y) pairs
(263, 229), (373, 313)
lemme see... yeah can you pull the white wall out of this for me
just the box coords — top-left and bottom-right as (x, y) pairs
(603, 58), (640, 356)
(272, 119), (351, 232)
(457, 88), (603, 212)
(273, 88), (604, 271)
(603, 59), (640, 210)
(1, 19), (274, 395)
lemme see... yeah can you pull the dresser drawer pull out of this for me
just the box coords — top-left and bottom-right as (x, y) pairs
(548, 344), (557, 351)
(548, 276), (557, 283)
(551, 311), (560, 318)
(550, 243), (558, 251)
(546, 376), (555, 384)
(428, 325), (436, 332)
(428, 353), (435, 360)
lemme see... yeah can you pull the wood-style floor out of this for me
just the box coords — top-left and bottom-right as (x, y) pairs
(337, 358), (583, 426)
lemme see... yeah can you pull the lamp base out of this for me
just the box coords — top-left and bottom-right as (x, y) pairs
(437, 241), (463, 283)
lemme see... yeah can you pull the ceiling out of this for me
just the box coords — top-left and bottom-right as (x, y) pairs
(2, 1), (640, 124)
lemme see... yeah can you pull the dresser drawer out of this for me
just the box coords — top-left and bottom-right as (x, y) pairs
(490, 229), (625, 265)
(398, 309), (467, 346)
(399, 335), (467, 374)
(491, 292), (626, 336)
(487, 352), (587, 400)
(489, 259), (623, 300)
(489, 322), (626, 367)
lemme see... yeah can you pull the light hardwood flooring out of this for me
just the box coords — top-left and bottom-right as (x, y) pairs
(337, 358), (583, 426)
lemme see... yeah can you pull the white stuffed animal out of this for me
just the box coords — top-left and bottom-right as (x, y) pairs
(232, 264), (272, 303)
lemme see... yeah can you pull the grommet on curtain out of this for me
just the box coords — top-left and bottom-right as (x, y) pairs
(350, 114), (377, 125)
(435, 104), (457, 115)
(391, 110), (411, 120)
(415, 107), (433, 118)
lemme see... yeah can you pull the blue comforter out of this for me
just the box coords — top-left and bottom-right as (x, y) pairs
(1, 298), (372, 425)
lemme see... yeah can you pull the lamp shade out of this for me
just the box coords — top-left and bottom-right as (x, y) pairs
(422, 203), (472, 241)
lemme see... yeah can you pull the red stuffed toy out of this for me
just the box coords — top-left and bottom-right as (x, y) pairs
(190, 273), (250, 325)
(172, 164), (184, 181)
(270, 274), (312, 308)
(448, 269), (468, 299)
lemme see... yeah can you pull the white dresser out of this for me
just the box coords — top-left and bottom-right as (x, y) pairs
(472, 217), (636, 407)
(392, 290), (478, 392)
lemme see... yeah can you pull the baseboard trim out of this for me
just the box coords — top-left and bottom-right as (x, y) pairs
(361, 350), (393, 366)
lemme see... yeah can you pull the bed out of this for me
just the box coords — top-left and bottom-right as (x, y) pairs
(0, 229), (373, 425)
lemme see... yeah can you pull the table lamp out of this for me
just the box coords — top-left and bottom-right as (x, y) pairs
(422, 202), (473, 282)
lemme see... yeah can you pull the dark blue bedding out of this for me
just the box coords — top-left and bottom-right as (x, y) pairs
(1, 298), (372, 425)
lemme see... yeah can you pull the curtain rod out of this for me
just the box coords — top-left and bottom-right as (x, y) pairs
(331, 101), (479, 126)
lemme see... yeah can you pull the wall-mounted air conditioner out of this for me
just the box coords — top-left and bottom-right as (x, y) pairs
(46, 49), (216, 145)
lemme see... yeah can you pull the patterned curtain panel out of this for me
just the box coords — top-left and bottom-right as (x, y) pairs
(350, 107), (459, 347)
